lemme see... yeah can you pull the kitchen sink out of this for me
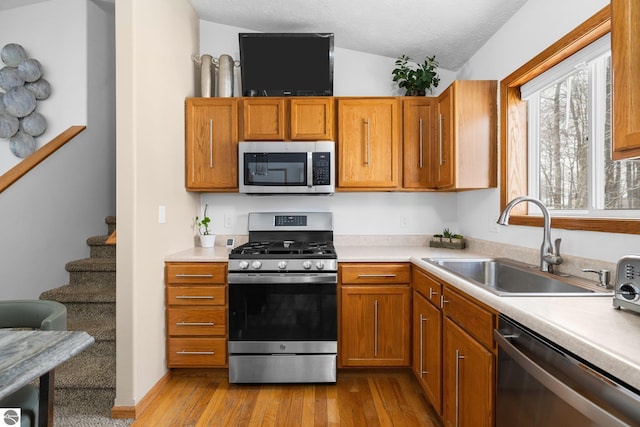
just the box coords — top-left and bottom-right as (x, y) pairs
(422, 257), (613, 297)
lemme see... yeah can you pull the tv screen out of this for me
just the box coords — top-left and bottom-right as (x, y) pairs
(239, 33), (334, 97)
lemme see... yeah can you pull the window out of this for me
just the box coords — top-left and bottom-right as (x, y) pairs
(500, 6), (640, 234)
(522, 34), (640, 216)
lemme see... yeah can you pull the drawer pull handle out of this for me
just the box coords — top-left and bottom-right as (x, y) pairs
(175, 295), (215, 300)
(175, 274), (214, 278)
(176, 322), (215, 326)
(357, 274), (397, 278)
(177, 350), (215, 355)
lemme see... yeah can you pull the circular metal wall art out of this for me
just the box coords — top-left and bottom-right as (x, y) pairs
(9, 130), (36, 158)
(0, 43), (50, 158)
(1, 44), (27, 67)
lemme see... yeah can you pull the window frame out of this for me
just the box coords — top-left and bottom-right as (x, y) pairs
(500, 6), (640, 234)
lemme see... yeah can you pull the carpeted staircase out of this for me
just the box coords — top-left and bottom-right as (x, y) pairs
(39, 216), (132, 426)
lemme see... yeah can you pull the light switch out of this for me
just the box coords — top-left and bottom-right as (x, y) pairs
(158, 206), (166, 224)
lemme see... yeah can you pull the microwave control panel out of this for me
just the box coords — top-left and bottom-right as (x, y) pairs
(312, 152), (332, 185)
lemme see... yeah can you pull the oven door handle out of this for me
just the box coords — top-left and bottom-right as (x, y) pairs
(494, 329), (630, 427)
(228, 273), (337, 285)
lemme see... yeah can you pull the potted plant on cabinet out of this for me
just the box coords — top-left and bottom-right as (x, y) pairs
(196, 204), (215, 248)
(392, 54), (440, 96)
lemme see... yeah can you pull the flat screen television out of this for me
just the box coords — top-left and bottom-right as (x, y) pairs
(239, 32), (334, 97)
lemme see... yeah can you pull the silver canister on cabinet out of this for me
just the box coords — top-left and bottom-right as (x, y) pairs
(192, 53), (214, 97)
(215, 54), (235, 97)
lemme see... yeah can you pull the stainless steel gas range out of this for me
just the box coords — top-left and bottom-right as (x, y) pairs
(227, 212), (337, 383)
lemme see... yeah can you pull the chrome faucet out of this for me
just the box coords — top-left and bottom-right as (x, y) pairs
(497, 196), (563, 273)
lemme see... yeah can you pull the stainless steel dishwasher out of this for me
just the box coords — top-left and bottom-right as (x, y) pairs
(494, 315), (640, 426)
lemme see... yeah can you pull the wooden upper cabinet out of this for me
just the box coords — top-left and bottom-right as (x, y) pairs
(403, 98), (438, 189)
(337, 98), (400, 190)
(185, 98), (238, 191)
(436, 81), (497, 190)
(241, 98), (286, 140)
(241, 97), (334, 141)
(290, 98), (334, 140)
(436, 89), (455, 189)
(612, 0), (640, 159)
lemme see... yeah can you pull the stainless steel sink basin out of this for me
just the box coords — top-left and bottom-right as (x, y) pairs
(422, 257), (613, 297)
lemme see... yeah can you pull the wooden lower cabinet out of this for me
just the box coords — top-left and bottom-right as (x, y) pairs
(412, 290), (442, 415)
(442, 317), (494, 427)
(165, 262), (228, 368)
(339, 263), (411, 367)
(411, 266), (496, 426)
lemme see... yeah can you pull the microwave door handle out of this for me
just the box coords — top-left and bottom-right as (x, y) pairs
(307, 152), (313, 188)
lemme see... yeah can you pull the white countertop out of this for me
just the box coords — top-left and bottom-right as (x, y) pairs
(166, 244), (640, 391)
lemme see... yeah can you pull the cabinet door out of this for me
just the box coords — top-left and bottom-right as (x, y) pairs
(443, 318), (494, 427)
(185, 98), (238, 191)
(403, 98), (437, 189)
(436, 88), (455, 189)
(413, 291), (442, 415)
(290, 98), (334, 140)
(340, 286), (410, 366)
(337, 98), (400, 189)
(612, 0), (640, 159)
(241, 98), (286, 140)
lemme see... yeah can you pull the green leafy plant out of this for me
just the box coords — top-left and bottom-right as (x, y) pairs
(195, 204), (212, 235)
(442, 228), (463, 240)
(392, 54), (440, 96)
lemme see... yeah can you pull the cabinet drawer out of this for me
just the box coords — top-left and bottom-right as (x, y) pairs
(167, 308), (226, 336)
(166, 263), (226, 284)
(167, 337), (227, 367)
(341, 263), (410, 284)
(166, 285), (226, 306)
(412, 267), (443, 306)
(443, 286), (495, 349)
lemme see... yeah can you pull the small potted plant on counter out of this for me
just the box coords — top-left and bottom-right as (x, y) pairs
(430, 228), (465, 249)
(196, 204), (215, 248)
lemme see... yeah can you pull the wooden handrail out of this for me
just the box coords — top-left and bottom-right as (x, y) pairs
(0, 125), (86, 193)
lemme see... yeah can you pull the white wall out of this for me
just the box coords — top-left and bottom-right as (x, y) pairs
(0, 0), (87, 174)
(114, 0), (199, 408)
(0, 0), (115, 300)
(456, 0), (640, 264)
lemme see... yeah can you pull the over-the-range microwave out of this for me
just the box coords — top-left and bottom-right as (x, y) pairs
(238, 140), (335, 195)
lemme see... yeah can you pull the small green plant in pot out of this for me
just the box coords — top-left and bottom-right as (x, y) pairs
(195, 204), (215, 248)
(392, 54), (440, 96)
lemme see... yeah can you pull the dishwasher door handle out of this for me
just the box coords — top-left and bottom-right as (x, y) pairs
(494, 329), (630, 427)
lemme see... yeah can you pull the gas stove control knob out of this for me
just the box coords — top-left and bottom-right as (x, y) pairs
(315, 261), (325, 270)
(302, 261), (312, 270)
(251, 261), (262, 270)
(278, 261), (287, 270)
(238, 261), (249, 270)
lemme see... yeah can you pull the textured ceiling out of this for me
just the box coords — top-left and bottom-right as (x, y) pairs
(189, 0), (528, 71)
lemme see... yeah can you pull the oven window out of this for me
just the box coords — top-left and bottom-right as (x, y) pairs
(229, 283), (337, 341)
(244, 152), (307, 186)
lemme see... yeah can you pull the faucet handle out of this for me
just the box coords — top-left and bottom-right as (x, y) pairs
(582, 268), (610, 288)
(553, 238), (562, 256)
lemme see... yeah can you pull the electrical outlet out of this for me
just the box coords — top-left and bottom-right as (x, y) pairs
(224, 215), (233, 228)
(400, 216), (408, 229)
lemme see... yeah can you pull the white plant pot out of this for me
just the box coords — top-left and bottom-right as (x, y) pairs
(199, 234), (216, 248)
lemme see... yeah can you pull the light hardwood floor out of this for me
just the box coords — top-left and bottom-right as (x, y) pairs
(131, 369), (442, 427)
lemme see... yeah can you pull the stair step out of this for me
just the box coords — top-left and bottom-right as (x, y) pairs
(66, 258), (116, 286)
(105, 216), (116, 235)
(66, 258), (116, 272)
(41, 282), (115, 304)
(55, 347), (115, 389)
(87, 235), (116, 259)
